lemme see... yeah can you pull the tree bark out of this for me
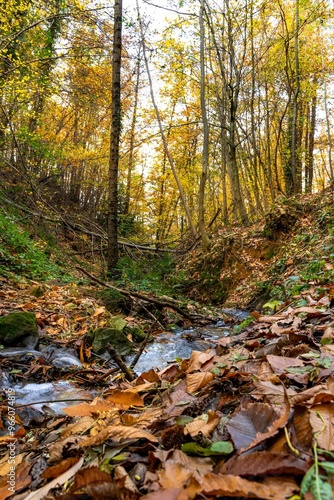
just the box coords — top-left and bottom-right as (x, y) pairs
(107, 0), (123, 273)
(198, 0), (210, 248)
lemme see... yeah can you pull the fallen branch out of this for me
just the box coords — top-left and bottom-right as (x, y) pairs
(130, 320), (157, 371)
(76, 266), (199, 322)
(106, 343), (135, 381)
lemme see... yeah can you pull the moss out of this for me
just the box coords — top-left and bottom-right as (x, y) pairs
(0, 312), (38, 346)
(86, 327), (133, 356)
(124, 326), (147, 343)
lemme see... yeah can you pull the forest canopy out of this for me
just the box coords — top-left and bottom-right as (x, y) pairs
(1, 0), (333, 248)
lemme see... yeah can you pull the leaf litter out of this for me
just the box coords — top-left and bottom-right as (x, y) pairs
(1, 280), (334, 498)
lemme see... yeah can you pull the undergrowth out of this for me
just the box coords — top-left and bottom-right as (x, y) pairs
(114, 253), (186, 298)
(0, 205), (73, 283)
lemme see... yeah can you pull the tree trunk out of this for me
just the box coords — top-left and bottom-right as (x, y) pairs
(136, 0), (197, 239)
(198, 0), (210, 248)
(107, 0), (123, 273)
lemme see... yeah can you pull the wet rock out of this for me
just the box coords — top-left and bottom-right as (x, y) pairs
(0, 312), (39, 348)
(41, 346), (82, 368)
(86, 327), (133, 357)
(0, 347), (45, 361)
(124, 325), (148, 342)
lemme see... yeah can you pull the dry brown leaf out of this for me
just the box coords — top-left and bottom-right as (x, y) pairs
(309, 403), (334, 451)
(201, 473), (298, 499)
(60, 415), (95, 438)
(186, 372), (214, 394)
(137, 368), (161, 383)
(267, 354), (304, 374)
(0, 453), (23, 477)
(80, 424), (158, 446)
(290, 384), (330, 406)
(62, 400), (115, 417)
(48, 436), (85, 464)
(141, 489), (186, 500)
(322, 327), (334, 343)
(271, 317), (302, 335)
(122, 414), (138, 426)
(218, 450), (309, 476)
(256, 315), (286, 323)
(293, 306), (327, 317)
(158, 363), (181, 381)
(186, 351), (215, 373)
(0, 459), (31, 500)
(92, 306), (106, 317)
(227, 396), (290, 453)
(184, 411), (220, 438)
(158, 462), (193, 489)
(70, 465), (112, 492)
(126, 382), (155, 392)
(105, 390), (144, 409)
(41, 457), (80, 479)
(114, 465), (139, 493)
(136, 408), (165, 427)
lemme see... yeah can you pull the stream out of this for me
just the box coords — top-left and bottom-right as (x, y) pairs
(1, 309), (249, 415)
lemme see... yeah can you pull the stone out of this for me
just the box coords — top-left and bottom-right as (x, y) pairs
(86, 327), (133, 357)
(0, 312), (39, 348)
(124, 325), (147, 342)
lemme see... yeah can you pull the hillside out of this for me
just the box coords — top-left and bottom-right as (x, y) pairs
(1, 191), (334, 499)
(178, 188), (334, 311)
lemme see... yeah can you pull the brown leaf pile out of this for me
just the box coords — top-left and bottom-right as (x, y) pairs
(1, 282), (334, 499)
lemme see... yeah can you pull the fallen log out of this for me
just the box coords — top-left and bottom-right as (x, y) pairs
(76, 266), (208, 323)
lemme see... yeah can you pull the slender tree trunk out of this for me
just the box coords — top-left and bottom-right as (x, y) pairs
(291, 0), (300, 194)
(107, 0), (122, 273)
(198, 0), (210, 247)
(306, 95), (316, 192)
(323, 55), (333, 181)
(124, 53), (141, 216)
(136, 0), (197, 238)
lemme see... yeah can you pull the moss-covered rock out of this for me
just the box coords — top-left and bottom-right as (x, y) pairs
(0, 312), (39, 348)
(124, 325), (148, 343)
(86, 327), (133, 357)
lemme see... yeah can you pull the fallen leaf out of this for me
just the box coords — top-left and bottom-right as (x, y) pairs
(217, 450), (309, 476)
(309, 403), (334, 451)
(184, 411), (220, 438)
(80, 425), (159, 446)
(201, 473), (298, 499)
(41, 457), (80, 479)
(227, 395), (290, 453)
(186, 372), (214, 394)
(105, 391), (144, 409)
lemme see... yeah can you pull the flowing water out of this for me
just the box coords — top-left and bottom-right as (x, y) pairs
(1, 310), (248, 414)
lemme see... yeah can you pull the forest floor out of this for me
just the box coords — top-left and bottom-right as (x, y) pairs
(1, 188), (334, 499)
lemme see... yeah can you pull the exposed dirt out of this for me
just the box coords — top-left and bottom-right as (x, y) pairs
(179, 189), (334, 310)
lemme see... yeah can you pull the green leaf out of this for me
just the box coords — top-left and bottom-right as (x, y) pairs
(286, 365), (314, 374)
(181, 441), (233, 457)
(211, 367), (221, 375)
(112, 317), (126, 331)
(263, 300), (282, 310)
(175, 416), (193, 425)
(309, 476), (333, 500)
(316, 357), (332, 369)
(300, 465), (316, 495)
(318, 449), (334, 460)
(321, 338), (332, 345)
(300, 351), (320, 359)
(320, 462), (334, 477)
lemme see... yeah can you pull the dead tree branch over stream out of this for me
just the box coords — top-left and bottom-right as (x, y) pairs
(76, 266), (212, 323)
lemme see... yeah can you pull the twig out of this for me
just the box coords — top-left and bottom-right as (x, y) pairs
(10, 398), (94, 408)
(106, 343), (135, 381)
(130, 321), (157, 370)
